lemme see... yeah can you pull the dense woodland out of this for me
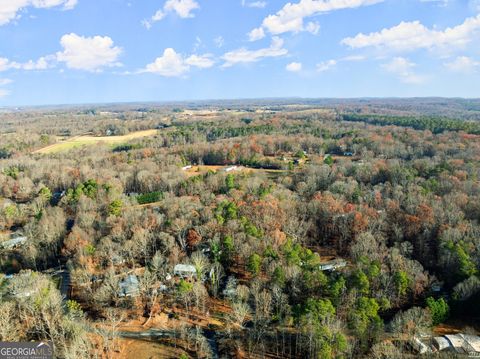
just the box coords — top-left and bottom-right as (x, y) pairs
(0, 99), (479, 358)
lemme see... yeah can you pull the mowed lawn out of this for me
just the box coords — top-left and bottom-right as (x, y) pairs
(33, 129), (158, 154)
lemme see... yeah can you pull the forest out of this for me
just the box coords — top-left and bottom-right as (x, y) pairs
(0, 99), (479, 358)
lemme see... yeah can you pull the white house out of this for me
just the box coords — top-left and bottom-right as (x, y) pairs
(319, 259), (347, 271)
(432, 334), (480, 355)
(0, 233), (28, 249)
(223, 166), (238, 172)
(174, 264), (197, 278)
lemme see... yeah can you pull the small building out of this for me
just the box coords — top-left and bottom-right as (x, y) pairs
(223, 166), (238, 172)
(118, 275), (140, 297)
(433, 336), (451, 351)
(174, 264), (197, 278)
(433, 334), (480, 355)
(319, 259), (347, 271)
(0, 233), (28, 249)
(411, 336), (431, 354)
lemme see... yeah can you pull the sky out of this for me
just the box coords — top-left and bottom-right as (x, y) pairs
(0, 0), (479, 106)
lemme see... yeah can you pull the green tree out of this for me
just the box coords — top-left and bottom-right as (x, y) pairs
(225, 174), (235, 191)
(426, 297), (449, 325)
(348, 297), (383, 346)
(39, 187), (52, 201)
(108, 200), (123, 216)
(352, 269), (370, 295)
(247, 253), (262, 276)
(324, 155), (334, 166)
(394, 270), (410, 296)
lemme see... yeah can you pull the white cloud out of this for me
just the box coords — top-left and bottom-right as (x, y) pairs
(316, 59), (337, 72)
(143, 48), (189, 77)
(62, 0), (78, 10)
(341, 54), (366, 61)
(382, 57), (425, 84)
(444, 56), (480, 73)
(165, 0), (199, 18)
(250, 0), (382, 39)
(342, 14), (480, 52)
(286, 62), (302, 72)
(141, 48), (214, 77)
(56, 33), (122, 72)
(419, 0), (449, 7)
(0, 58), (14, 72)
(0, 0), (77, 26)
(305, 21), (320, 35)
(222, 36), (288, 67)
(152, 9), (165, 21)
(242, 1), (267, 8)
(21, 56), (54, 70)
(214, 36), (224, 48)
(248, 27), (265, 41)
(0, 55), (55, 72)
(185, 54), (215, 68)
(144, 0), (199, 28)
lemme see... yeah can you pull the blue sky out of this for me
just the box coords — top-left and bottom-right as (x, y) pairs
(0, 0), (479, 106)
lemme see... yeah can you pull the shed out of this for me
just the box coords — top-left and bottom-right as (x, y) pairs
(433, 336), (451, 351)
(319, 259), (347, 271)
(463, 335), (480, 353)
(174, 264), (196, 278)
(1, 233), (28, 249)
(223, 166), (238, 172)
(443, 334), (480, 355)
(411, 336), (430, 354)
(119, 275), (140, 297)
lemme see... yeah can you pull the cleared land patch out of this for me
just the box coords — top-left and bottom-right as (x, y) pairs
(33, 129), (158, 154)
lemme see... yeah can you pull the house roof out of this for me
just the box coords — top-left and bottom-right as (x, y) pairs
(0, 234), (28, 249)
(444, 334), (480, 354)
(433, 336), (451, 351)
(174, 264), (196, 273)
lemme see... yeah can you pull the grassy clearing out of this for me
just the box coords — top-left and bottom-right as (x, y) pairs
(182, 165), (288, 180)
(33, 129), (158, 154)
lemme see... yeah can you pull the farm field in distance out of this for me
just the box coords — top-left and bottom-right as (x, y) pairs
(33, 129), (160, 154)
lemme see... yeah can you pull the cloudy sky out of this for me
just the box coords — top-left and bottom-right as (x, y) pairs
(0, 0), (479, 106)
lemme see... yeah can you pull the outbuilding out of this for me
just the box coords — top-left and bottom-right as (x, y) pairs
(174, 264), (197, 278)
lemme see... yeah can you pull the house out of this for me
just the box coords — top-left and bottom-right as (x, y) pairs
(118, 275), (140, 297)
(411, 336), (431, 354)
(223, 166), (238, 172)
(319, 259), (347, 271)
(433, 337), (451, 351)
(174, 264), (197, 278)
(0, 232), (28, 249)
(433, 334), (480, 356)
